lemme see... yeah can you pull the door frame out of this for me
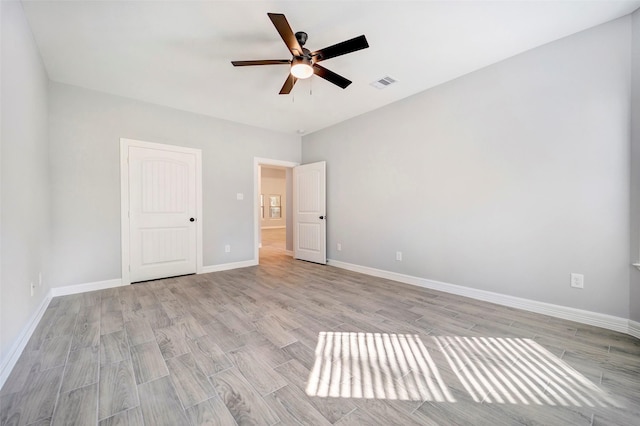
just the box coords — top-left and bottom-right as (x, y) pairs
(253, 157), (299, 263)
(120, 138), (203, 285)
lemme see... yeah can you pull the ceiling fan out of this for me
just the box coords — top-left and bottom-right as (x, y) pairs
(231, 13), (369, 94)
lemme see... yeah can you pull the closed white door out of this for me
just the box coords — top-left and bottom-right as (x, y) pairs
(293, 161), (326, 264)
(128, 145), (198, 282)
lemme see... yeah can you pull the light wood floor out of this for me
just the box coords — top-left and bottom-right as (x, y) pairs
(1, 242), (639, 425)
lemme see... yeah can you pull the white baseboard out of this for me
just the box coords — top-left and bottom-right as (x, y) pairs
(327, 259), (630, 335)
(285, 250), (294, 256)
(0, 293), (52, 389)
(201, 259), (258, 274)
(50, 278), (125, 297)
(629, 320), (640, 339)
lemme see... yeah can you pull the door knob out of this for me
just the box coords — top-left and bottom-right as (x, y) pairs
(189, 218), (196, 222)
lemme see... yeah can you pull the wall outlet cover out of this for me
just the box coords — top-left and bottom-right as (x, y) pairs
(570, 273), (584, 289)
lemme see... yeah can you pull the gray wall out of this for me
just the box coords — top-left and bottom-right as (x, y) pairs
(303, 17), (632, 318)
(1, 1), (51, 362)
(261, 167), (287, 228)
(631, 9), (640, 323)
(48, 83), (300, 288)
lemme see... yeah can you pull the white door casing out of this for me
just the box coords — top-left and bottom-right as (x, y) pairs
(293, 161), (327, 264)
(121, 139), (202, 284)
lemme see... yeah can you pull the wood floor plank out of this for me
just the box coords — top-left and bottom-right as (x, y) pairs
(281, 341), (315, 370)
(46, 312), (79, 339)
(98, 359), (139, 420)
(274, 359), (357, 424)
(210, 368), (280, 426)
(60, 346), (100, 393)
(184, 397), (237, 426)
(37, 335), (72, 370)
(130, 341), (169, 384)
(124, 319), (155, 347)
(101, 296), (122, 314)
(172, 314), (207, 340)
(226, 346), (287, 396)
(52, 383), (98, 426)
(264, 384), (332, 425)
(13, 365), (65, 425)
(186, 334), (233, 376)
(154, 324), (191, 360)
(138, 376), (189, 426)
(166, 352), (215, 409)
(71, 319), (100, 352)
(25, 308), (58, 351)
(0, 350), (38, 396)
(100, 330), (130, 365)
(214, 307), (256, 336)
(98, 406), (144, 426)
(100, 310), (125, 336)
(254, 316), (297, 348)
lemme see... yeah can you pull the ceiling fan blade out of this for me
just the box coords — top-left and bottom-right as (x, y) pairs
(313, 64), (351, 89)
(268, 13), (303, 56)
(279, 73), (298, 95)
(312, 35), (369, 62)
(231, 59), (291, 66)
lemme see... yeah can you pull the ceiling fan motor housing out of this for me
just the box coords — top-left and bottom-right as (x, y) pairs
(295, 31), (308, 46)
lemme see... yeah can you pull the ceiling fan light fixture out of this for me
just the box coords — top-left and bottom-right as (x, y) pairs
(290, 57), (313, 79)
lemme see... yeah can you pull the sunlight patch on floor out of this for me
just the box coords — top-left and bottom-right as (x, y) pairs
(436, 336), (620, 407)
(306, 332), (454, 402)
(306, 332), (619, 408)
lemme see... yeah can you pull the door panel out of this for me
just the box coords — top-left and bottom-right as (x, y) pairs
(293, 161), (326, 264)
(129, 146), (197, 282)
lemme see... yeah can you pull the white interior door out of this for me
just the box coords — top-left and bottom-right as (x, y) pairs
(128, 145), (198, 282)
(293, 161), (326, 264)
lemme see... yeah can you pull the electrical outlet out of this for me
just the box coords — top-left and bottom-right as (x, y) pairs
(570, 273), (584, 289)
(225, 244), (231, 253)
(396, 251), (402, 261)
(337, 243), (342, 251)
(236, 193), (244, 200)
(30, 282), (35, 297)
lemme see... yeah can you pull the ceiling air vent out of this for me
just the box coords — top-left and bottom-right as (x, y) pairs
(370, 76), (397, 89)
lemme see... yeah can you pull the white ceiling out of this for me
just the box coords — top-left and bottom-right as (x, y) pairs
(21, 0), (640, 135)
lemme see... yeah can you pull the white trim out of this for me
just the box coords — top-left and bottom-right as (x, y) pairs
(120, 138), (203, 285)
(286, 250), (294, 256)
(50, 278), (124, 297)
(629, 320), (640, 340)
(327, 259), (630, 334)
(254, 157), (299, 264)
(261, 226), (286, 230)
(0, 294), (51, 389)
(201, 260), (258, 274)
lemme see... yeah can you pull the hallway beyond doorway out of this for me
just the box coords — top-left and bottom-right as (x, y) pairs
(261, 228), (286, 256)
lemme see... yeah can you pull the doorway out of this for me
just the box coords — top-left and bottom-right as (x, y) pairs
(254, 158), (298, 263)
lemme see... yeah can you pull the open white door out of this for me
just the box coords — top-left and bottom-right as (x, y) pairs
(293, 161), (326, 264)
(126, 143), (199, 282)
